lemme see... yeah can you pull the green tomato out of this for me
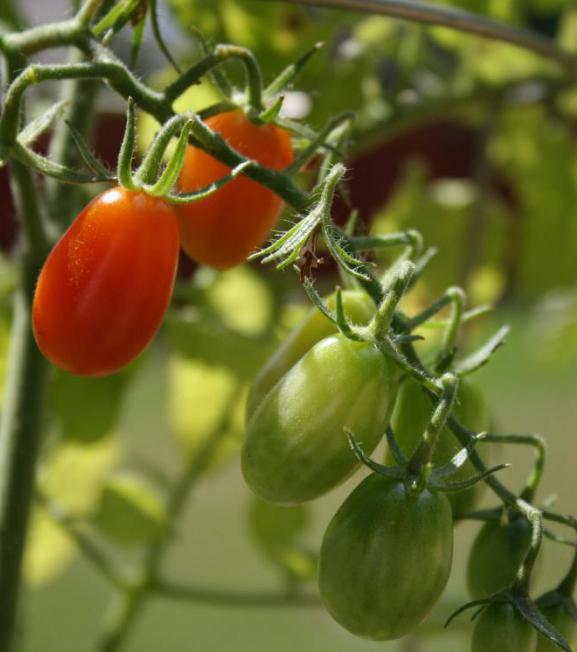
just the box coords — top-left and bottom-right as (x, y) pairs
(472, 603), (537, 652)
(319, 473), (453, 640)
(536, 601), (577, 652)
(242, 334), (398, 504)
(467, 515), (533, 599)
(245, 290), (375, 421)
(388, 376), (490, 516)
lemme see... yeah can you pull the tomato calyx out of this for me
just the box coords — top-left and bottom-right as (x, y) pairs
(113, 98), (252, 206)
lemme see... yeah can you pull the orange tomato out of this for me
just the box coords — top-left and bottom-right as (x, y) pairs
(175, 110), (293, 269)
(33, 187), (179, 376)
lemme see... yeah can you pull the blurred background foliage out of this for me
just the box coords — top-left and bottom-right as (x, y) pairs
(2, 0), (577, 650)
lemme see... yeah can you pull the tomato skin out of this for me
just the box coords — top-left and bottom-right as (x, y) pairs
(245, 289), (375, 421)
(388, 376), (490, 516)
(175, 110), (293, 269)
(319, 474), (453, 640)
(242, 334), (398, 504)
(33, 187), (179, 377)
(536, 601), (576, 652)
(472, 603), (537, 652)
(467, 515), (533, 599)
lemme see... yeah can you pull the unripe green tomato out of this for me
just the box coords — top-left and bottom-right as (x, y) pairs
(242, 334), (398, 504)
(536, 603), (576, 652)
(472, 602), (537, 652)
(388, 376), (490, 516)
(245, 290), (375, 421)
(319, 474), (453, 640)
(467, 515), (533, 599)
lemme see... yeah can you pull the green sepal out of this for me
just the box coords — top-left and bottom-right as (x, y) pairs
(17, 100), (67, 147)
(12, 142), (111, 184)
(345, 429), (406, 481)
(93, 0), (142, 36)
(143, 120), (194, 196)
(264, 42), (324, 99)
(66, 120), (115, 179)
(455, 325), (510, 376)
(165, 161), (250, 204)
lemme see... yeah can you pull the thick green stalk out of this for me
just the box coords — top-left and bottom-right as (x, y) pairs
(0, 162), (49, 652)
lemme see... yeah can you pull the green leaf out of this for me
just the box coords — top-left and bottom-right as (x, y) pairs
(248, 497), (316, 581)
(24, 509), (76, 587)
(94, 471), (168, 546)
(50, 369), (129, 444)
(168, 309), (273, 379)
(168, 356), (245, 467)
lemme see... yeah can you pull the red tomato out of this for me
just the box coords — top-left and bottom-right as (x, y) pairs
(175, 110), (293, 269)
(33, 187), (179, 376)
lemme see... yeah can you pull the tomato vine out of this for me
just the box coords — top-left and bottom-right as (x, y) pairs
(1, 1), (577, 651)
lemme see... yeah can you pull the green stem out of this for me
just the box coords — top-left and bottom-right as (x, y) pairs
(153, 582), (321, 608)
(407, 373), (459, 477)
(258, 0), (577, 77)
(513, 503), (543, 594)
(37, 492), (126, 590)
(482, 434), (546, 504)
(164, 44), (264, 113)
(0, 52), (309, 210)
(0, 158), (49, 652)
(95, 386), (243, 652)
(45, 50), (99, 228)
(435, 287), (466, 371)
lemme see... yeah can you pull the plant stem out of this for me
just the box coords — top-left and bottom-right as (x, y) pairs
(95, 386), (243, 652)
(259, 0), (577, 77)
(45, 49), (99, 228)
(0, 162), (49, 652)
(154, 582), (321, 608)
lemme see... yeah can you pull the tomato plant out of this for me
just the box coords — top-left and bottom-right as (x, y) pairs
(176, 110), (294, 269)
(1, 2), (577, 652)
(33, 187), (179, 377)
(242, 333), (398, 503)
(319, 473), (453, 640)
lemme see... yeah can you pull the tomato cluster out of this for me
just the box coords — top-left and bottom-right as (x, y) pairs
(33, 111), (292, 377)
(242, 288), (572, 649)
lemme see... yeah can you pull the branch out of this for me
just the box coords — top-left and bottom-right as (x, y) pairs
(154, 581), (322, 608)
(257, 0), (577, 77)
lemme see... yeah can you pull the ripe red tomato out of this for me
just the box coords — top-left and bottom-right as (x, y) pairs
(175, 110), (293, 269)
(33, 187), (179, 376)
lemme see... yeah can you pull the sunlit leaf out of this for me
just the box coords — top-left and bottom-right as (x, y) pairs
(94, 471), (168, 546)
(168, 356), (246, 466)
(24, 509), (76, 586)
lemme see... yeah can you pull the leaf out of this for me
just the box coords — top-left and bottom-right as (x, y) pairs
(38, 438), (120, 514)
(50, 369), (130, 444)
(206, 266), (273, 336)
(17, 100), (67, 147)
(94, 471), (168, 546)
(24, 509), (76, 587)
(248, 497), (316, 581)
(168, 356), (245, 467)
(168, 309), (273, 379)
